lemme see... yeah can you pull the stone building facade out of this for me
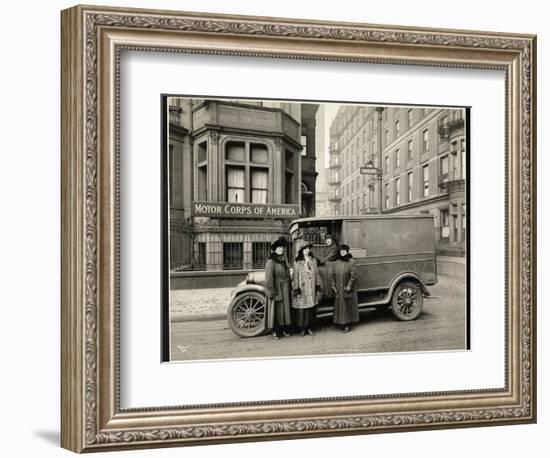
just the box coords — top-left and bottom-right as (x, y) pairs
(168, 98), (319, 275)
(327, 105), (467, 256)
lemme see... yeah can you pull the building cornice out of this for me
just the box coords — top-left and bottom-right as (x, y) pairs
(191, 125), (304, 151)
(169, 123), (189, 138)
(383, 193), (449, 213)
(192, 99), (301, 126)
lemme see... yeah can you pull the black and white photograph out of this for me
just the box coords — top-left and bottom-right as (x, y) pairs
(2, 0), (543, 454)
(163, 96), (469, 362)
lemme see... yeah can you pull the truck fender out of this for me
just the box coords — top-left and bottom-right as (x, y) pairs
(231, 283), (267, 302)
(388, 273), (431, 298)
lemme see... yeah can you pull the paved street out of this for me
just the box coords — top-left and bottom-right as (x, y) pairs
(170, 272), (467, 361)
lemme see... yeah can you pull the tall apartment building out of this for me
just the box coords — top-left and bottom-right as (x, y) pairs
(327, 105), (467, 256)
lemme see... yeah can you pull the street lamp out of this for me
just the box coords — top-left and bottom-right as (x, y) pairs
(360, 157), (383, 215)
(360, 107), (384, 214)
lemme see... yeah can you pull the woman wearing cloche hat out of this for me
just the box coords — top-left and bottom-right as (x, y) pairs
(265, 237), (292, 339)
(291, 240), (322, 336)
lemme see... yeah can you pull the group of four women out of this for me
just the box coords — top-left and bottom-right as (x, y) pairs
(265, 235), (359, 339)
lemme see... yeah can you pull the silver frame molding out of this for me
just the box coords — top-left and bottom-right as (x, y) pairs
(61, 4), (537, 453)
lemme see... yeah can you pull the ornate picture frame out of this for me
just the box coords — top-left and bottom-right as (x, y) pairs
(61, 4), (536, 453)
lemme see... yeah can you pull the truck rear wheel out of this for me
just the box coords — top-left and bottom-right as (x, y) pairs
(227, 292), (267, 337)
(390, 280), (423, 321)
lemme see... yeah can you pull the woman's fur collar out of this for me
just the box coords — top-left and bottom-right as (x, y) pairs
(338, 253), (353, 262)
(268, 252), (288, 265)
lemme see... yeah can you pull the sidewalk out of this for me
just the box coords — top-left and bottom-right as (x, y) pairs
(170, 287), (233, 322)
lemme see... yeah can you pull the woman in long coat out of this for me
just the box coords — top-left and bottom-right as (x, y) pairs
(292, 242), (322, 336)
(316, 234), (339, 300)
(265, 237), (292, 339)
(330, 243), (359, 333)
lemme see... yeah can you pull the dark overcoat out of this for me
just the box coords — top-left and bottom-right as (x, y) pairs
(265, 253), (292, 329)
(330, 254), (359, 325)
(318, 242), (339, 298)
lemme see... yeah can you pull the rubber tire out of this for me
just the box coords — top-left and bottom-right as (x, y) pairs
(227, 291), (267, 337)
(390, 280), (424, 321)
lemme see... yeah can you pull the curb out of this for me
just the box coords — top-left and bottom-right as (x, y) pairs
(171, 312), (227, 323)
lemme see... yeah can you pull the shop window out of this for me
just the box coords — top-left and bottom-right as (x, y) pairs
(223, 243), (243, 270)
(197, 243), (206, 270)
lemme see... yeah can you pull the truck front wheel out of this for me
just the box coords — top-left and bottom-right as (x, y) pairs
(227, 292), (267, 337)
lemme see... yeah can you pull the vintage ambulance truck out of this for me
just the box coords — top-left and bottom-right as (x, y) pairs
(227, 214), (437, 337)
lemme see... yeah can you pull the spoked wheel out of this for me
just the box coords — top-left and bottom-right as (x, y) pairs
(227, 291), (267, 337)
(391, 280), (424, 321)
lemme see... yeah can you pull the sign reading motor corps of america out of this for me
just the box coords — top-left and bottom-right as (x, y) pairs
(191, 201), (301, 219)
